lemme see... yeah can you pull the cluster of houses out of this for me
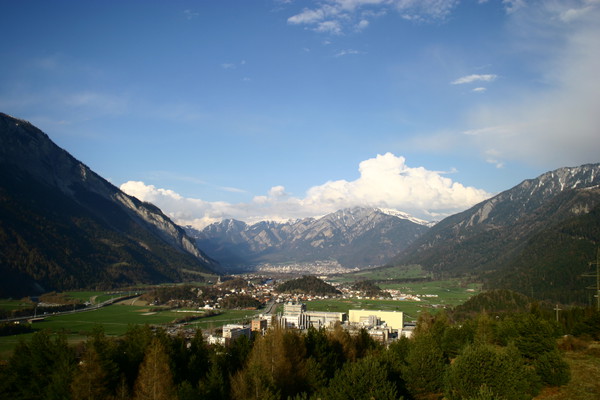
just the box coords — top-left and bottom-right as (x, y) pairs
(197, 276), (438, 309)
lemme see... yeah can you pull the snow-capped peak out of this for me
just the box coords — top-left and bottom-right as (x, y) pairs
(377, 208), (432, 226)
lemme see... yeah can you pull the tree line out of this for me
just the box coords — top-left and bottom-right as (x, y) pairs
(276, 276), (341, 296)
(2, 304), (595, 400)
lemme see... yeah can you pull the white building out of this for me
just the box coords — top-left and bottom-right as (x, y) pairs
(222, 324), (251, 340)
(305, 311), (346, 328)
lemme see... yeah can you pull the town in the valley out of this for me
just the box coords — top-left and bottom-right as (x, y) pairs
(146, 267), (444, 346)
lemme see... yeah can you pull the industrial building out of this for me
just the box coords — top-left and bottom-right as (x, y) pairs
(348, 309), (404, 330)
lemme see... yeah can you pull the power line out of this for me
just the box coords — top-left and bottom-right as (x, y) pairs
(582, 248), (600, 311)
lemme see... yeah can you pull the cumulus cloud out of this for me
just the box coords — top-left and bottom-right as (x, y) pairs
(303, 153), (490, 218)
(462, 0), (600, 168)
(120, 153), (491, 229)
(287, 0), (458, 34)
(120, 181), (231, 228)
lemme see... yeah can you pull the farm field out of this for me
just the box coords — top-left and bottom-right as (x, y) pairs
(0, 299), (34, 312)
(309, 279), (481, 320)
(330, 264), (428, 283)
(380, 279), (481, 304)
(0, 303), (256, 361)
(62, 291), (128, 304)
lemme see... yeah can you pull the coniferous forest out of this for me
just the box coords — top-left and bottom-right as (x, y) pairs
(3, 301), (599, 400)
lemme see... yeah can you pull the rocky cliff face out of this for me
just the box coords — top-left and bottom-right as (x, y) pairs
(0, 113), (217, 296)
(187, 207), (430, 269)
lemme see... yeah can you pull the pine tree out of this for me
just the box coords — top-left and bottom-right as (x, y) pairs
(319, 355), (398, 400)
(403, 332), (447, 398)
(1, 331), (76, 400)
(533, 349), (571, 387)
(132, 337), (176, 400)
(115, 324), (155, 389)
(230, 326), (309, 400)
(70, 346), (110, 400)
(305, 326), (344, 382)
(199, 360), (228, 400)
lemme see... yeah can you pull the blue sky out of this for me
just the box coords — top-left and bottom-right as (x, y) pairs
(1, 0), (599, 228)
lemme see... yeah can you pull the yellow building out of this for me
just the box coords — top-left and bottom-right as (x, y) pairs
(348, 309), (403, 330)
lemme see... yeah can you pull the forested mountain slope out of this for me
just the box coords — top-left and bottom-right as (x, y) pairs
(0, 113), (218, 297)
(393, 164), (600, 303)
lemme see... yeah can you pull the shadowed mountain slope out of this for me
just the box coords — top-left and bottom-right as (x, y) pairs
(392, 164), (600, 303)
(0, 113), (218, 297)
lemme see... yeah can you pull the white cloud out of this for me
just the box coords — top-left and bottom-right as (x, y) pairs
(356, 19), (369, 30)
(502, 0), (526, 14)
(559, 0), (600, 21)
(472, 87), (487, 93)
(451, 74), (497, 85)
(316, 20), (344, 34)
(303, 153), (490, 218)
(288, 7), (328, 25)
(484, 149), (505, 168)
(462, 0), (600, 168)
(396, 0), (459, 21)
(120, 153), (491, 229)
(287, 0), (458, 34)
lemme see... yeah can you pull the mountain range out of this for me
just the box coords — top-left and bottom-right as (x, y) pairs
(392, 164), (600, 303)
(1, 112), (599, 304)
(185, 208), (431, 270)
(0, 113), (217, 297)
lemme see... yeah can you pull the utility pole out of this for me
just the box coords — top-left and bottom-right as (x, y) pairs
(582, 248), (600, 311)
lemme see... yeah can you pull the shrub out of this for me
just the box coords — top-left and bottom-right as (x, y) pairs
(445, 343), (538, 400)
(534, 350), (570, 387)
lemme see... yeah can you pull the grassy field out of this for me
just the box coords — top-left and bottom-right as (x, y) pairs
(0, 302), (258, 361)
(307, 279), (480, 321)
(380, 279), (481, 304)
(186, 309), (257, 330)
(331, 264), (428, 283)
(0, 299), (34, 311)
(61, 291), (105, 303)
(307, 298), (428, 321)
(534, 345), (600, 399)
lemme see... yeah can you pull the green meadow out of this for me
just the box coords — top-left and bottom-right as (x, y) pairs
(0, 299), (34, 312)
(309, 278), (481, 321)
(330, 264), (429, 283)
(0, 302), (256, 360)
